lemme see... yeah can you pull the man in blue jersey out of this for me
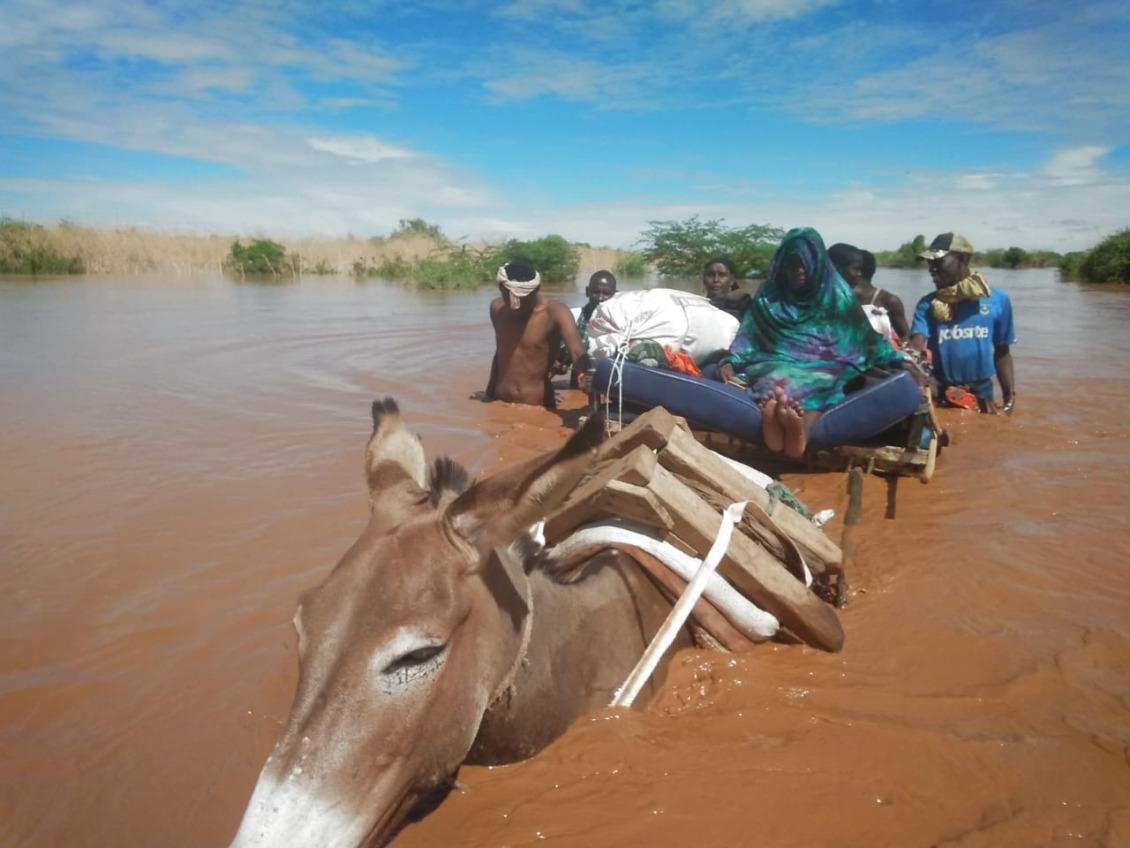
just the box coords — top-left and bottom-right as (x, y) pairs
(910, 233), (1016, 415)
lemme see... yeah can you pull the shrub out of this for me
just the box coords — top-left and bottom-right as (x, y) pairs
(1059, 251), (1089, 279)
(413, 249), (489, 290)
(1079, 229), (1130, 283)
(495, 235), (579, 283)
(353, 255), (413, 280)
(225, 239), (297, 277)
(637, 217), (784, 279)
(614, 251), (649, 278)
(0, 217), (85, 274)
(874, 235), (926, 269)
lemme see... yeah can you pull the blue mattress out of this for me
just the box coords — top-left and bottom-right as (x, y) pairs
(593, 358), (922, 450)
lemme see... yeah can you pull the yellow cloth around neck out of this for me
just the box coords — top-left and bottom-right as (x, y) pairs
(931, 271), (991, 321)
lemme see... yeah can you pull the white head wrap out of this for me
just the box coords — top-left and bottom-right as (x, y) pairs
(497, 264), (541, 309)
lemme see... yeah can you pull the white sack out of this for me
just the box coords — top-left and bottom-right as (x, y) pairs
(587, 288), (739, 363)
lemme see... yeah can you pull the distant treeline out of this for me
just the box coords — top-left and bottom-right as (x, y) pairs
(4, 214), (1128, 286)
(874, 231), (1130, 283)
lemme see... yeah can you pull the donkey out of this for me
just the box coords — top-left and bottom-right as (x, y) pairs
(229, 399), (692, 848)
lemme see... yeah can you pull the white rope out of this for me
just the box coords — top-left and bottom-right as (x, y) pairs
(546, 518), (779, 642)
(610, 500), (748, 708)
(602, 316), (636, 434)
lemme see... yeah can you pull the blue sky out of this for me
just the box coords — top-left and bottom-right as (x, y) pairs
(1, 0), (1127, 251)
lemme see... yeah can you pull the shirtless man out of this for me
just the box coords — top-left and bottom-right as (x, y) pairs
(486, 260), (590, 408)
(828, 242), (909, 341)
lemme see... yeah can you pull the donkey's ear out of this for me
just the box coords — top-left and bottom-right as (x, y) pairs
(365, 398), (428, 518)
(445, 414), (605, 559)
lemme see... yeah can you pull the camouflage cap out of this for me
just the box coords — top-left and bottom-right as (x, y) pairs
(919, 232), (974, 260)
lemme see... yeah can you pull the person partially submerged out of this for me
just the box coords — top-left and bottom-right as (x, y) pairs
(486, 260), (590, 408)
(828, 242), (909, 342)
(909, 232), (1016, 414)
(716, 227), (905, 458)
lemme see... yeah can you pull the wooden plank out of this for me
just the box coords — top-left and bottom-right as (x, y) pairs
(660, 426), (843, 570)
(593, 480), (674, 534)
(644, 462), (844, 652)
(592, 406), (684, 463)
(544, 445), (657, 543)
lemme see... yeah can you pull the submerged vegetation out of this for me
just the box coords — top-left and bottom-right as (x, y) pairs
(224, 239), (299, 277)
(352, 228), (581, 287)
(0, 218), (85, 274)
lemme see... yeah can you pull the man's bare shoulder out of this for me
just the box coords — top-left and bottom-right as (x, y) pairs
(545, 298), (575, 320)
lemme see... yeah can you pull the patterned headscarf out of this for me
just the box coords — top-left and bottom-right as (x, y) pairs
(724, 227), (903, 411)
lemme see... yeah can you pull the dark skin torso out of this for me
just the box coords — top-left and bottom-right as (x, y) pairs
(486, 293), (588, 408)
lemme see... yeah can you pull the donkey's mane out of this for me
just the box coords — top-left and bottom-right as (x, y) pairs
(428, 457), (470, 506)
(529, 542), (623, 585)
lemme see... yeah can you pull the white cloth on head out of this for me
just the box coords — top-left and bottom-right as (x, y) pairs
(497, 265), (541, 308)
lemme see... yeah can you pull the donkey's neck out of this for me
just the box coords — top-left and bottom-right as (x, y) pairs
(467, 548), (689, 765)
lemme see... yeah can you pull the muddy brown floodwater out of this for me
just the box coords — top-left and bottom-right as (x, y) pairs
(1, 269), (1128, 848)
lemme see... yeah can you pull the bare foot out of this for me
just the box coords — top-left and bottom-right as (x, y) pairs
(760, 393), (784, 453)
(780, 397), (808, 459)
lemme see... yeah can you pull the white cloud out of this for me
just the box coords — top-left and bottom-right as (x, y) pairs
(1041, 146), (1111, 186)
(308, 136), (416, 163)
(708, 0), (838, 21)
(799, 7), (1130, 135)
(481, 52), (660, 107)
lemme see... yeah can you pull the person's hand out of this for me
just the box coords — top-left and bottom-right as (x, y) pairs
(1001, 394), (1015, 416)
(978, 397), (999, 415)
(718, 362), (735, 384)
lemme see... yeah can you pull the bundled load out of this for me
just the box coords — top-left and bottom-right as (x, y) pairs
(541, 406), (845, 653)
(586, 288), (739, 364)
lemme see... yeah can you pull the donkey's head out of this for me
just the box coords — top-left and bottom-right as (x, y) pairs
(230, 399), (602, 848)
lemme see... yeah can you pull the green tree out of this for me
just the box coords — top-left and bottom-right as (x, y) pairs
(637, 217), (784, 279)
(495, 234), (580, 283)
(1001, 247), (1028, 268)
(1079, 228), (1130, 283)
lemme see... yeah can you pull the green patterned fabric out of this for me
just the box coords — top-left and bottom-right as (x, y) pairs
(723, 227), (903, 411)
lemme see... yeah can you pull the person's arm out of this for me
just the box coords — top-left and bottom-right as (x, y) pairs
(908, 295), (930, 352)
(995, 344), (1015, 413)
(883, 292), (910, 341)
(485, 301), (501, 399)
(486, 353), (498, 399)
(554, 303), (590, 375)
(992, 291), (1016, 414)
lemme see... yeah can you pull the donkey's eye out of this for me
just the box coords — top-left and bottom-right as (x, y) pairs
(382, 644), (445, 676)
